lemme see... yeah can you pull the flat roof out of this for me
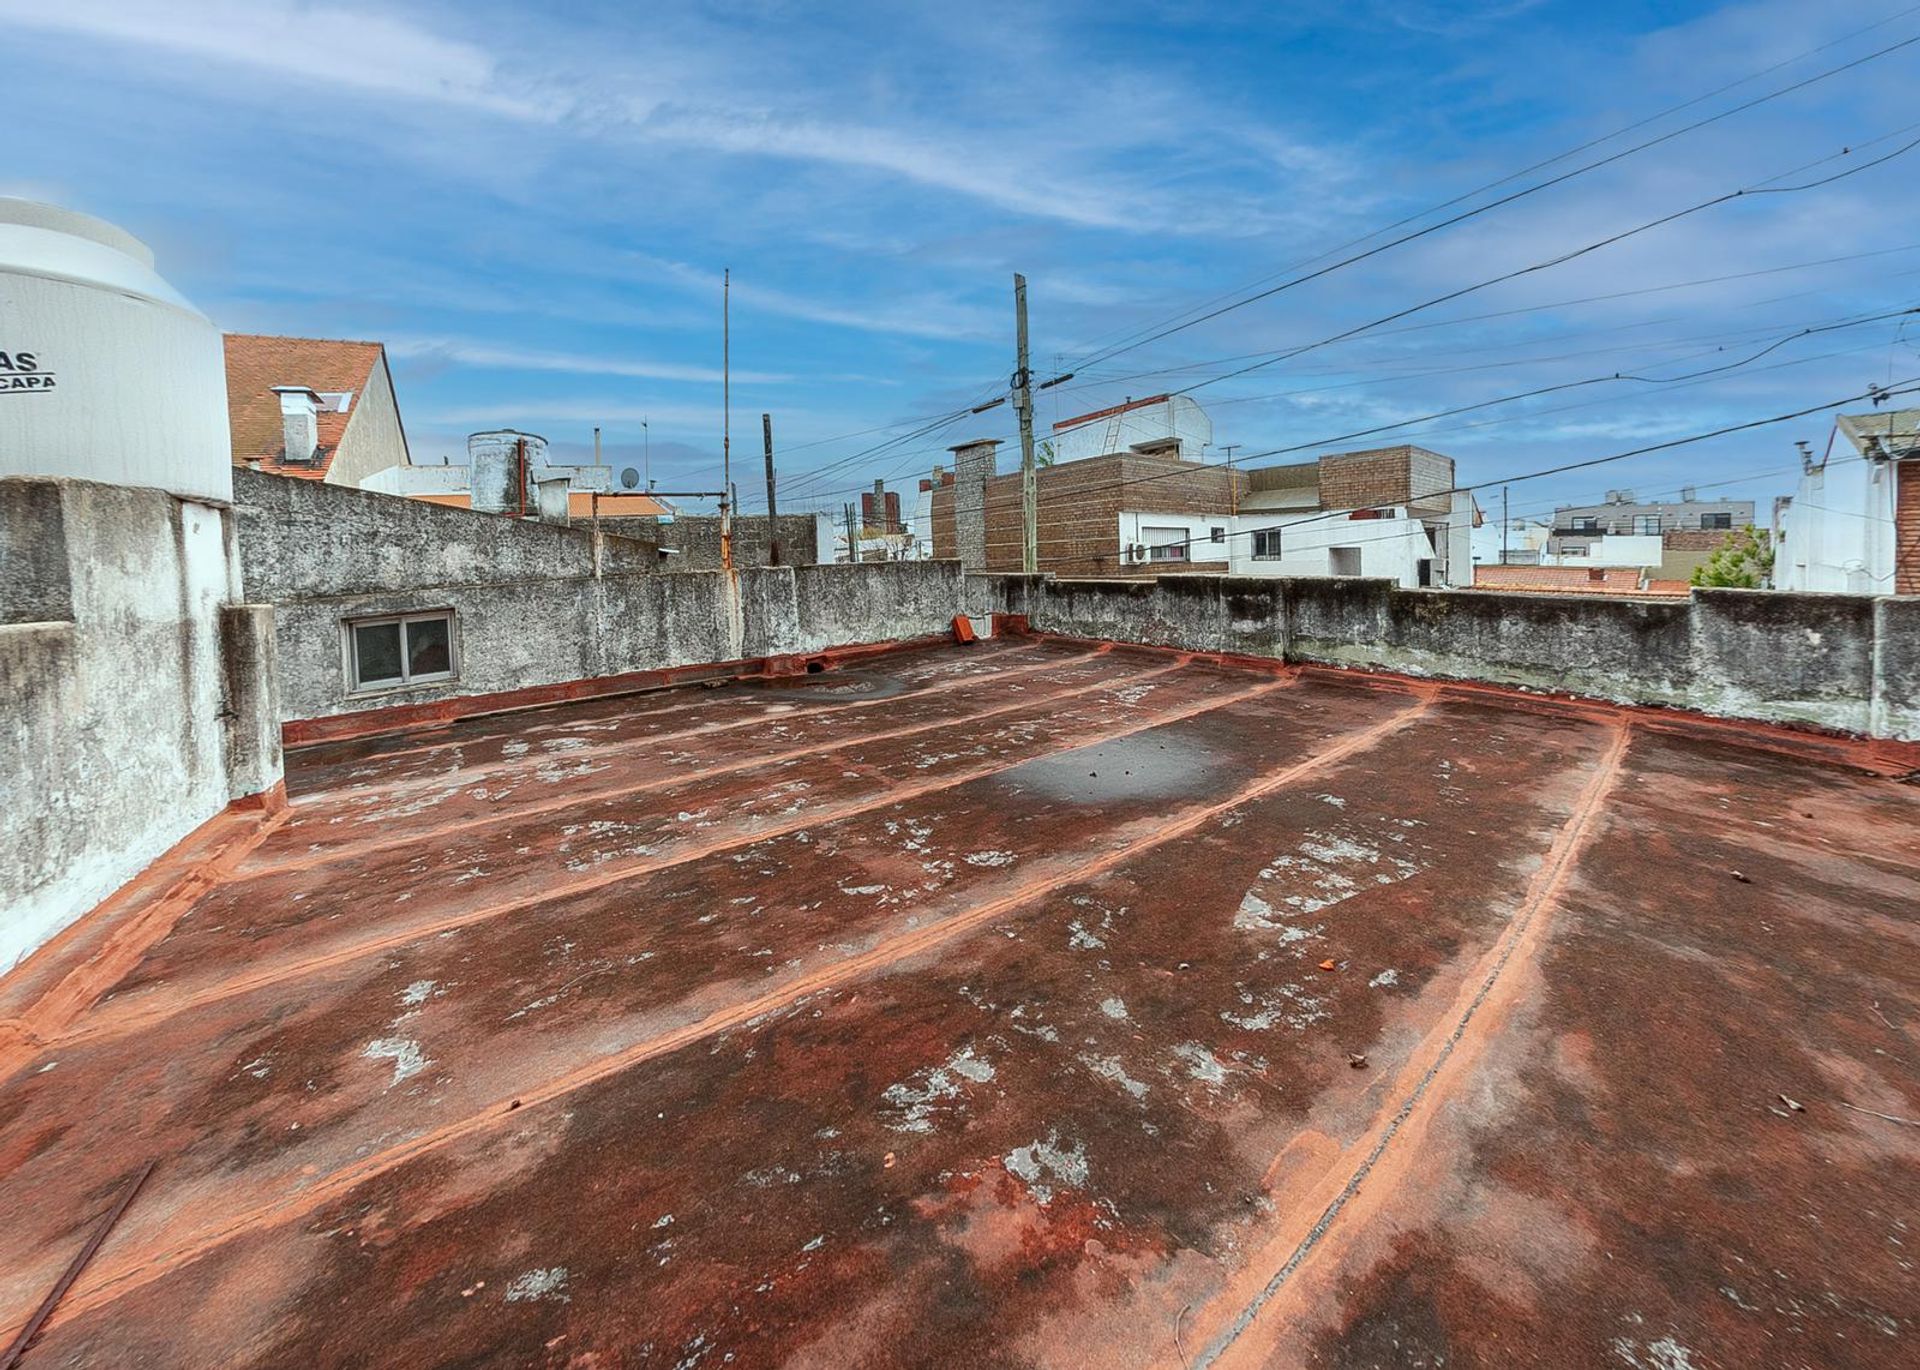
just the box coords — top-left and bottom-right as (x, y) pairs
(2, 640), (1916, 1367)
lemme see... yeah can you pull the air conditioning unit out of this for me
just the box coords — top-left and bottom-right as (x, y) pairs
(1129, 543), (1147, 563)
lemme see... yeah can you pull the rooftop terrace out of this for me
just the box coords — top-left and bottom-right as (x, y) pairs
(2, 637), (1917, 1367)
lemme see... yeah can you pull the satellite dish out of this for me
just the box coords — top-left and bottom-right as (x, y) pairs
(620, 466), (641, 490)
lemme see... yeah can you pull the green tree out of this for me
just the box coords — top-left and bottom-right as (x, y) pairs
(1691, 525), (1774, 589)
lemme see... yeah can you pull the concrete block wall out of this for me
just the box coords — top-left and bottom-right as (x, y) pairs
(232, 466), (659, 602)
(1, 478), (283, 968)
(238, 475), (967, 725)
(972, 571), (1920, 741)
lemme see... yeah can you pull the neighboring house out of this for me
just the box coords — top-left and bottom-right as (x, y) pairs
(1775, 408), (1920, 594)
(224, 334), (410, 486)
(1547, 488), (1752, 556)
(1047, 393), (1212, 465)
(930, 436), (1243, 576)
(1230, 446), (1476, 588)
(929, 434), (1476, 587)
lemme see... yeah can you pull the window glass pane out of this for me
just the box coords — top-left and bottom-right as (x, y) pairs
(353, 622), (403, 686)
(407, 616), (451, 677)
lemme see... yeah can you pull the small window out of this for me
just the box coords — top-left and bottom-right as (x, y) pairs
(1700, 512), (1732, 530)
(1562, 544), (1589, 557)
(1209, 526), (1226, 544)
(1633, 514), (1661, 535)
(1329, 546), (1362, 576)
(1251, 528), (1283, 560)
(1570, 516), (1600, 534)
(348, 611), (456, 692)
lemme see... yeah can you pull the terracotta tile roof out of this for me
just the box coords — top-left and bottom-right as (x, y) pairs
(1473, 565), (1687, 597)
(225, 334), (386, 480)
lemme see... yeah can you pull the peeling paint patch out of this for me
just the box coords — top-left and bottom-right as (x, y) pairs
(362, 1037), (431, 1087)
(1099, 997), (1128, 1020)
(1004, 1133), (1090, 1206)
(963, 850), (1016, 868)
(880, 1046), (995, 1133)
(1079, 1053), (1149, 1100)
(503, 1267), (570, 1303)
(1171, 1041), (1228, 1086)
(1369, 968), (1400, 989)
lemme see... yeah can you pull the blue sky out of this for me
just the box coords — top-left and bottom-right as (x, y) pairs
(6, 0), (1918, 525)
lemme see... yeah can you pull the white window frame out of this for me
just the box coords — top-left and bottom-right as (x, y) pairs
(345, 610), (458, 694)
(1142, 525), (1189, 562)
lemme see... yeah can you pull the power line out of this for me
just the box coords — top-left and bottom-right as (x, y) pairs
(791, 306), (1911, 510)
(928, 377), (1920, 566)
(1065, 23), (1920, 373)
(1170, 133), (1920, 400)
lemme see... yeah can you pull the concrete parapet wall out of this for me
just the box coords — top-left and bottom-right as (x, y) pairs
(232, 466), (658, 602)
(1002, 572), (1920, 741)
(238, 476), (967, 725)
(789, 561), (963, 654)
(2, 478), (281, 968)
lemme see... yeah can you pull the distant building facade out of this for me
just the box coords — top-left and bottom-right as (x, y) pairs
(929, 433), (1475, 588)
(1546, 488), (1753, 557)
(225, 334), (410, 487)
(1775, 409), (1920, 595)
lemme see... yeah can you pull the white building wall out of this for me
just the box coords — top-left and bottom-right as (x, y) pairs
(1229, 508), (1431, 587)
(1115, 509), (1234, 570)
(1775, 459), (1897, 593)
(1050, 394), (1214, 464)
(1541, 534), (1664, 569)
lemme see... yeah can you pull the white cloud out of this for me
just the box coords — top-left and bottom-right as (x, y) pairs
(0, 0), (562, 118)
(385, 336), (791, 385)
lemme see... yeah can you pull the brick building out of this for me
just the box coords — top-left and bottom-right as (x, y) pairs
(930, 445), (1246, 576)
(930, 438), (1473, 585)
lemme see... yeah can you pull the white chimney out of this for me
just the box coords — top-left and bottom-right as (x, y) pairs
(272, 385), (320, 464)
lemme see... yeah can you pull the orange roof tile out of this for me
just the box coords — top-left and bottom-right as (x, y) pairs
(1473, 565), (1688, 597)
(225, 334), (386, 479)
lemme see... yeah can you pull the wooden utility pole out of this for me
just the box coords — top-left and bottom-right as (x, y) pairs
(1013, 273), (1038, 574)
(762, 412), (781, 566)
(845, 502), (859, 565)
(1501, 485), (1510, 565)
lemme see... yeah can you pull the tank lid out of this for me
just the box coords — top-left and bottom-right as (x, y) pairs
(0, 199), (154, 266)
(0, 198), (200, 317)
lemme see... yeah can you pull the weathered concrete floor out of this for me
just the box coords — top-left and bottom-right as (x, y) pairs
(2, 638), (1916, 1368)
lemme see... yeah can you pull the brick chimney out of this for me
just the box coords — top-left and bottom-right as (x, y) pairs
(948, 438), (1000, 570)
(272, 386), (320, 464)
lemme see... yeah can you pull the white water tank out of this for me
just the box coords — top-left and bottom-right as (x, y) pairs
(0, 199), (231, 503)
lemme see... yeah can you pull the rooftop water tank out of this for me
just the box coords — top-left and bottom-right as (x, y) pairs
(0, 199), (231, 504)
(467, 428), (549, 514)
